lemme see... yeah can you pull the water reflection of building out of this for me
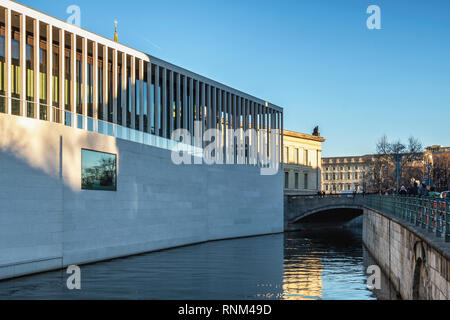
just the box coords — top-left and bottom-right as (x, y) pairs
(282, 255), (323, 300)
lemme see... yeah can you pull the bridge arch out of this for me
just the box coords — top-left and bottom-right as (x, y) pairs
(284, 195), (365, 229)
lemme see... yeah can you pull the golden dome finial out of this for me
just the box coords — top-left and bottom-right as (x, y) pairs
(114, 20), (118, 42)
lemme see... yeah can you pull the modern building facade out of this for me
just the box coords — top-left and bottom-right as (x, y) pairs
(283, 130), (325, 195)
(0, 1), (283, 163)
(0, 1), (284, 280)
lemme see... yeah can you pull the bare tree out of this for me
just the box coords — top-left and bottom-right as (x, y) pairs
(367, 135), (424, 193)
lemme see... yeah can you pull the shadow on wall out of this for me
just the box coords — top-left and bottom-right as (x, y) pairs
(0, 114), (118, 192)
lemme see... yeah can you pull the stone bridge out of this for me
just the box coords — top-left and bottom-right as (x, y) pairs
(284, 194), (365, 230)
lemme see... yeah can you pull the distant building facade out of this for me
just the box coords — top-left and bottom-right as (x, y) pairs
(322, 145), (449, 194)
(322, 155), (374, 194)
(283, 130), (325, 195)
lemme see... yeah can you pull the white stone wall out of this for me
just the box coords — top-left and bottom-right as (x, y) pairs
(363, 208), (449, 300)
(0, 114), (283, 280)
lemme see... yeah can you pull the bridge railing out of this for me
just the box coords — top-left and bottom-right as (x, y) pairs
(365, 195), (450, 243)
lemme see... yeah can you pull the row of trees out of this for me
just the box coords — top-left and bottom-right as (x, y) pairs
(362, 136), (449, 193)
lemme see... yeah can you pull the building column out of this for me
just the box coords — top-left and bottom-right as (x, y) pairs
(92, 42), (98, 121)
(82, 37), (87, 127)
(212, 86), (216, 131)
(176, 72), (180, 130)
(223, 91), (227, 162)
(189, 77), (194, 134)
(70, 33), (76, 127)
(130, 56), (136, 130)
(183, 75), (188, 130)
(201, 82), (206, 139)
(139, 59), (144, 132)
(102, 46), (109, 123)
(112, 49), (118, 125)
(47, 24), (53, 121)
(121, 52), (127, 128)
(19, 13), (26, 117)
(33, 18), (40, 119)
(281, 110), (284, 165)
(5, 8), (11, 114)
(169, 70), (174, 137)
(154, 65), (160, 136)
(232, 94), (237, 164)
(161, 67), (167, 138)
(146, 61), (152, 133)
(58, 29), (65, 124)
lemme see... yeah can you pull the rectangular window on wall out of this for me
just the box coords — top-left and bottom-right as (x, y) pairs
(81, 149), (117, 191)
(39, 48), (48, 120)
(136, 70), (140, 131)
(304, 150), (309, 166)
(98, 64), (103, 120)
(293, 148), (298, 164)
(26, 43), (34, 117)
(11, 38), (20, 116)
(87, 61), (93, 117)
(76, 58), (82, 114)
(64, 55), (71, 111)
(52, 51), (59, 108)
(295, 173), (299, 189)
(117, 64), (122, 125)
(108, 61), (113, 123)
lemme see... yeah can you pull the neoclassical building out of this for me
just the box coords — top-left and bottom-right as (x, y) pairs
(283, 130), (325, 195)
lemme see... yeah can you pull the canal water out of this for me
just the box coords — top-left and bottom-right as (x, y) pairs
(0, 227), (399, 300)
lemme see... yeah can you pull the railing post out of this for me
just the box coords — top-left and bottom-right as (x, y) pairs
(427, 199), (433, 233)
(446, 201), (450, 243)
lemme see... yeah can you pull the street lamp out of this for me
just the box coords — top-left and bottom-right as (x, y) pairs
(424, 152), (433, 187)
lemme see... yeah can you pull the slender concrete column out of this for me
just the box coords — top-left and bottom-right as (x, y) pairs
(5, 8), (11, 114)
(92, 42), (98, 121)
(146, 61), (152, 133)
(169, 70), (174, 137)
(139, 59), (144, 132)
(183, 75), (188, 130)
(216, 88), (221, 161)
(70, 33), (76, 127)
(207, 85), (212, 130)
(161, 67), (167, 138)
(176, 72), (180, 130)
(47, 24), (53, 121)
(232, 94), (237, 164)
(130, 56), (136, 130)
(33, 19), (40, 119)
(19, 13), (26, 117)
(212, 86), (216, 131)
(223, 91), (227, 162)
(112, 49), (118, 125)
(82, 37), (87, 127)
(189, 77), (193, 133)
(58, 29), (65, 124)
(154, 65), (160, 136)
(121, 52), (127, 128)
(102, 45), (109, 123)
(201, 82), (205, 134)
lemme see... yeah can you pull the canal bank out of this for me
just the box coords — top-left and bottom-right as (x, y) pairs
(363, 207), (450, 300)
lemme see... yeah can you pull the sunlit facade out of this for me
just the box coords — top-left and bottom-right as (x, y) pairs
(283, 130), (325, 195)
(0, 0), (283, 165)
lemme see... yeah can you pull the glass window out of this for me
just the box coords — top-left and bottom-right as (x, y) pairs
(295, 173), (299, 189)
(81, 149), (117, 191)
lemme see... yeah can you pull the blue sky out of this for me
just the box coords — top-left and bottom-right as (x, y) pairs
(22, 0), (450, 157)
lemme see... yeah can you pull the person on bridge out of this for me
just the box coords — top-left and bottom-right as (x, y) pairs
(419, 183), (429, 197)
(408, 182), (419, 196)
(399, 186), (407, 196)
